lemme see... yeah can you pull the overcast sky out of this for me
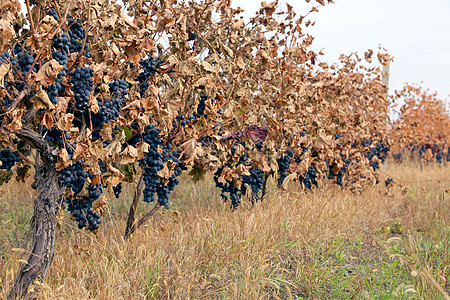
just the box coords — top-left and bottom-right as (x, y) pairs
(233, 0), (450, 102)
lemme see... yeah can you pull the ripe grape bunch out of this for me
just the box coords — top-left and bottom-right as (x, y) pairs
(139, 125), (186, 209)
(59, 163), (102, 230)
(91, 80), (128, 129)
(69, 67), (94, 112)
(0, 150), (21, 172)
(213, 143), (265, 208)
(277, 150), (293, 187)
(137, 57), (161, 96)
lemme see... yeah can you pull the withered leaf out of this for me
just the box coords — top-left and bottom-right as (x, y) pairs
(0, 63), (10, 87)
(56, 113), (74, 131)
(55, 148), (72, 171)
(35, 59), (64, 88)
(180, 139), (203, 165)
(30, 89), (56, 112)
(201, 61), (217, 74)
(121, 145), (138, 165)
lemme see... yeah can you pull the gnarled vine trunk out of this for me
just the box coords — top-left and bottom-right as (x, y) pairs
(8, 163), (63, 300)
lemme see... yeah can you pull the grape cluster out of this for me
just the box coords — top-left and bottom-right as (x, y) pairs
(139, 125), (186, 209)
(48, 8), (59, 20)
(47, 14), (91, 105)
(385, 178), (393, 187)
(113, 183), (122, 198)
(69, 67), (93, 112)
(299, 168), (318, 190)
(43, 126), (65, 144)
(1, 45), (38, 112)
(173, 114), (196, 128)
(158, 147), (185, 205)
(109, 80), (128, 99)
(125, 123), (143, 146)
(0, 51), (13, 109)
(0, 46), (36, 110)
(142, 168), (161, 203)
(213, 142), (265, 208)
(194, 94), (207, 118)
(52, 32), (70, 66)
(277, 150), (293, 187)
(136, 57), (161, 95)
(59, 162), (88, 195)
(214, 167), (265, 209)
(140, 125), (164, 166)
(0, 52), (9, 64)
(59, 162), (103, 231)
(9, 44), (38, 77)
(42, 127), (75, 159)
(92, 98), (122, 128)
(0, 150), (21, 171)
(169, 94), (220, 143)
(47, 32), (70, 104)
(46, 73), (66, 104)
(326, 136), (390, 187)
(91, 80), (128, 128)
(362, 140), (390, 171)
(336, 159), (350, 187)
(68, 20), (91, 57)
(241, 167), (265, 203)
(66, 183), (102, 231)
(213, 167), (242, 208)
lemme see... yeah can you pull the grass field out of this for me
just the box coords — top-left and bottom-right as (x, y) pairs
(0, 161), (449, 299)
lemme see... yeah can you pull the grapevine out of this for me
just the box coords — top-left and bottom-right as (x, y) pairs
(0, 0), (419, 297)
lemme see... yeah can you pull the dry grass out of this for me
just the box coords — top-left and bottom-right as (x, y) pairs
(0, 161), (449, 299)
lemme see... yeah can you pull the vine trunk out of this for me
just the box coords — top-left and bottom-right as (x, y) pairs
(8, 163), (63, 299)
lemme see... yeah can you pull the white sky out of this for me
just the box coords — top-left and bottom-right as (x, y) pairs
(233, 0), (450, 102)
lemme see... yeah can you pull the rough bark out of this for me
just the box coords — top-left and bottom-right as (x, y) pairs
(9, 127), (63, 299)
(8, 163), (63, 299)
(124, 173), (161, 239)
(124, 172), (162, 239)
(124, 172), (145, 238)
(125, 202), (161, 239)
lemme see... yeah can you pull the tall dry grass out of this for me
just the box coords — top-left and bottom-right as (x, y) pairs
(0, 161), (449, 299)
